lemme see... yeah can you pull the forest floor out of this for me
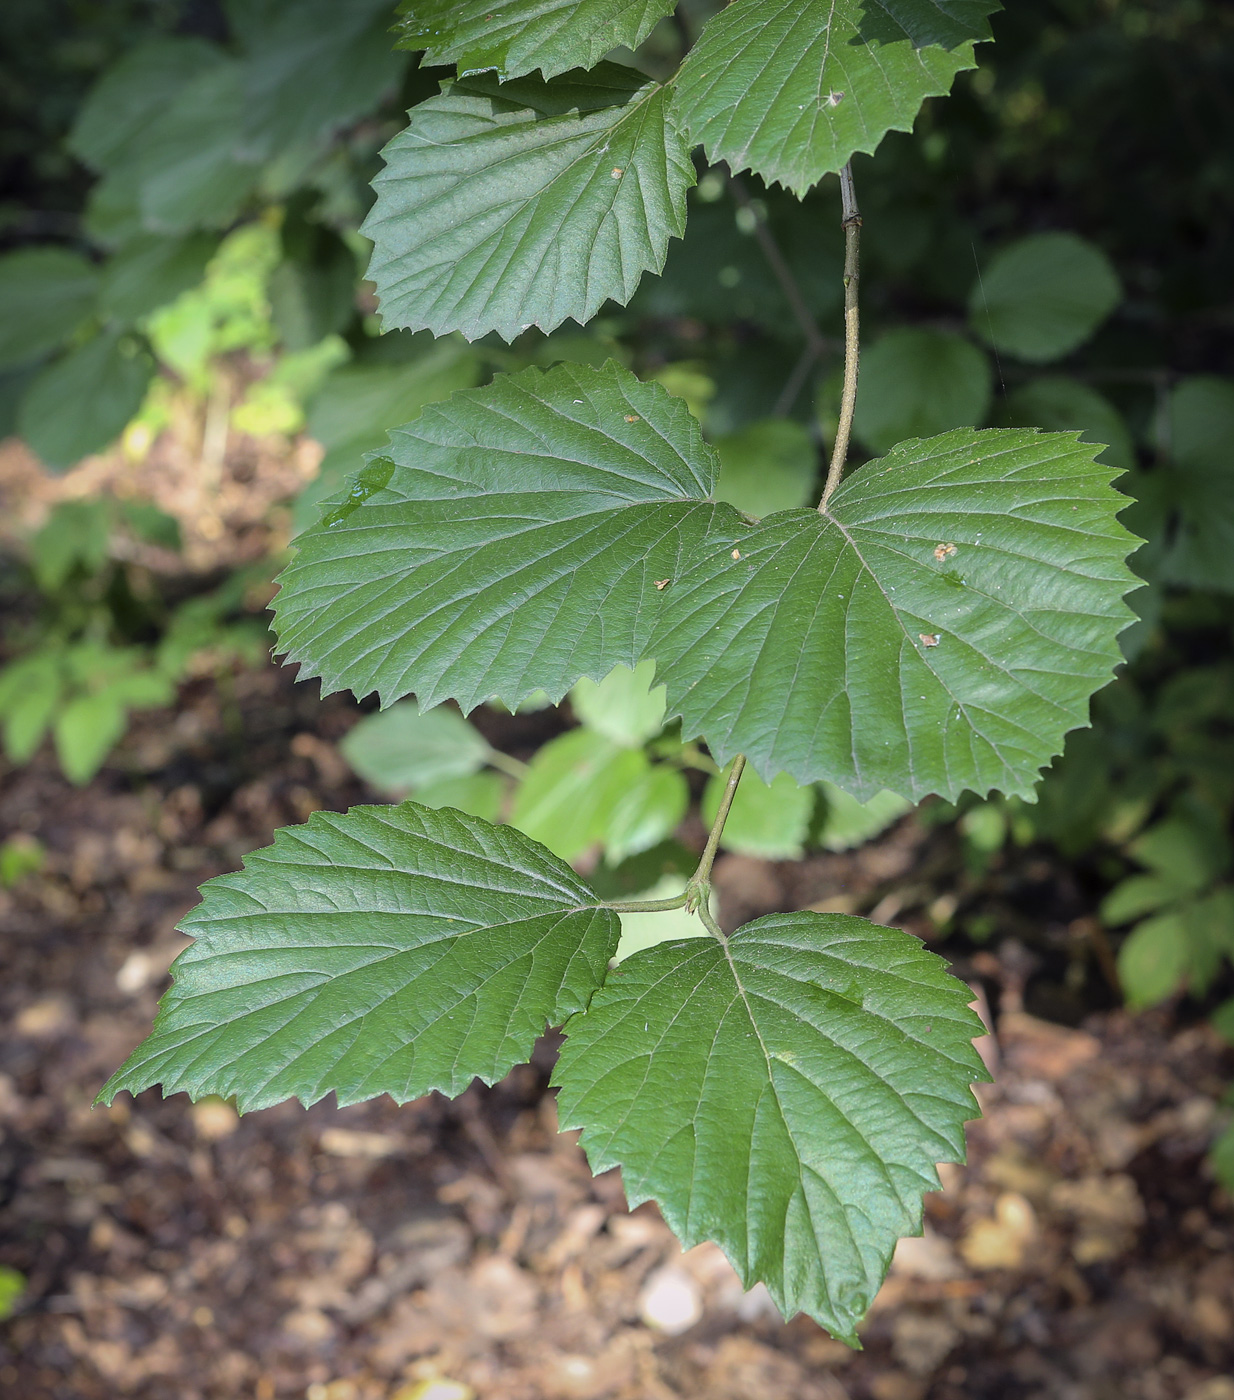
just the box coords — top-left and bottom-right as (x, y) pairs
(2, 658), (1233, 1400)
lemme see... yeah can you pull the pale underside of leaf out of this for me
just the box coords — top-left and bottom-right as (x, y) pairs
(362, 64), (694, 340)
(396, 0), (679, 80)
(651, 429), (1141, 802)
(99, 804), (618, 1113)
(273, 361), (732, 712)
(555, 911), (988, 1342)
(672, 0), (979, 194)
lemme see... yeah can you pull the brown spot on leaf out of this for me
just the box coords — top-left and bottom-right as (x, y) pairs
(934, 542), (958, 561)
(653, 579), (670, 591)
(731, 549), (742, 560)
(920, 633), (941, 647)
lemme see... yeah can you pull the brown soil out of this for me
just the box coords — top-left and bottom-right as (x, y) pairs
(2, 658), (1233, 1400)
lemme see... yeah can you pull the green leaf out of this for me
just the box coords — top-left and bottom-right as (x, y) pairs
(1100, 875), (1182, 928)
(0, 1267), (25, 1323)
(703, 769), (813, 860)
(1000, 378), (1134, 471)
(413, 772), (507, 822)
(555, 910), (987, 1341)
(67, 37), (226, 171)
(714, 419), (818, 519)
(860, 0), (1001, 47)
(236, 0), (405, 155)
(100, 803), (619, 1111)
(54, 691), (128, 785)
(1128, 808), (1229, 891)
(0, 248), (99, 372)
(1156, 377), (1234, 594)
(30, 500), (112, 590)
(396, 0), (679, 80)
(135, 62), (261, 234)
(0, 655), (62, 763)
(818, 782), (912, 851)
(275, 362), (728, 711)
(853, 329), (991, 454)
(571, 661), (666, 747)
(511, 728), (649, 861)
(295, 341), (483, 535)
(603, 764), (689, 864)
(340, 701), (493, 793)
(99, 233), (220, 325)
(1212, 998), (1234, 1046)
(651, 428), (1140, 802)
(672, 0), (980, 196)
(969, 232), (1122, 364)
(18, 332), (154, 471)
(362, 65), (693, 340)
(1118, 910), (1190, 1010)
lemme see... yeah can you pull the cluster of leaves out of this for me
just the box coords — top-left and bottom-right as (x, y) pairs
(93, 0), (1157, 1346)
(0, 497), (266, 784)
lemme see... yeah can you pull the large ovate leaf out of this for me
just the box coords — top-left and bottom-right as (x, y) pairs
(1156, 377), (1234, 593)
(100, 803), (619, 1112)
(339, 700), (494, 793)
(672, 0), (980, 195)
(274, 362), (730, 712)
(651, 428), (1140, 802)
(999, 377), (1134, 471)
(555, 910), (987, 1341)
(362, 65), (693, 340)
(396, 0), (679, 81)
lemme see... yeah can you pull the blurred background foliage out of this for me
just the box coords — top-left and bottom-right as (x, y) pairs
(0, 0), (1232, 1119)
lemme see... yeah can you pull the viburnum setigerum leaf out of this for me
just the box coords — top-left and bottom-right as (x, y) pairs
(362, 64), (693, 341)
(395, 0), (679, 81)
(650, 428), (1141, 802)
(99, 804), (618, 1113)
(672, 0), (982, 195)
(554, 910), (988, 1343)
(273, 361), (735, 712)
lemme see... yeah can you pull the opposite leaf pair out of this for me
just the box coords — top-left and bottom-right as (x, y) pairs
(99, 800), (989, 1345)
(366, 0), (1002, 339)
(273, 360), (1140, 803)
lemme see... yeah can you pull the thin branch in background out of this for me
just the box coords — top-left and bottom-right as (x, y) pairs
(773, 343), (820, 418)
(728, 174), (828, 358)
(819, 162), (861, 511)
(971, 241), (1007, 401)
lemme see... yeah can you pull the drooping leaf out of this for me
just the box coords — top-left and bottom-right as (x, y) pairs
(853, 328), (991, 454)
(672, 0), (980, 196)
(703, 768), (813, 859)
(0, 248), (99, 372)
(395, 0), (679, 80)
(714, 419), (818, 518)
(18, 332), (154, 471)
(859, 0), (1001, 48)
(362, 65), (693, 340)
(0, 655), (62, 764)
(969, 232), (1122, 364)
(340, 701), (494, 793)
(275, 362), (730, 712)
(53, 691), (129, 785)
(651, 428), (1141, 802)
(100, 803), (619, 1112)
(555, 910), (987, 1341)
(571, 661), (667, 747)
(413, 772), (508, 822)
(1118, 910), (1191, 1010)
(511, 728), (649, 861)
